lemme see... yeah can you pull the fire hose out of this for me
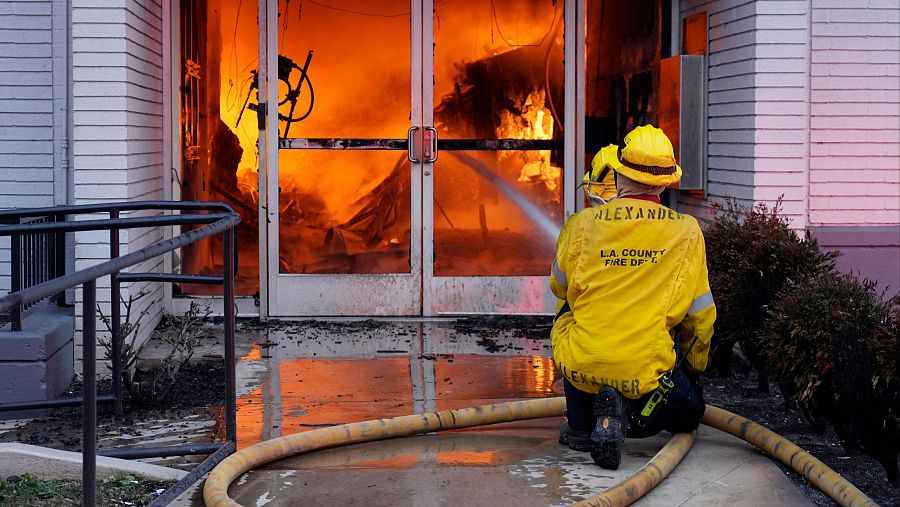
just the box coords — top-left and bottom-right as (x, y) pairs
(203, 398), (878, 507)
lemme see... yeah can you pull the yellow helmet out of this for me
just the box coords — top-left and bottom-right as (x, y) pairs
(583, 144), (619, 205)
(608, 125), (682, 187)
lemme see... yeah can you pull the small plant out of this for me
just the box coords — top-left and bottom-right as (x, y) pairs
(98, 290), (152, 400)
(765, 273), (878, 406)
(139, 300), (212, 401)
(830, 292), (900, 485)
(0, 473), (171, 506)
(0, 474), (73, 502)
(704, 197), (837, 390)
(99, 293), (210, 407)
(874, 297), (900, 386)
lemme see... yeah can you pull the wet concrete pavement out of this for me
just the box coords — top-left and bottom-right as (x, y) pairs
(230, 320), (555, 448)
(221, 426), (813, 507)
(160, 318), (813, 506)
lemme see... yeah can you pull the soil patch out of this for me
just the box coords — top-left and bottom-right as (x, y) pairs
(129, 361), (227, 409)
(703, 365), (899, 507)
(452, 315), (554, 340)
(0, 362), (224, 454)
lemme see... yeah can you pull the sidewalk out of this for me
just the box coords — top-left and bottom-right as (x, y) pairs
(167, 318), (814, 506)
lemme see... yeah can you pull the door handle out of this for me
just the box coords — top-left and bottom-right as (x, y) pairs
(407, 126), (420, 163)
(423, 127), (438, 163)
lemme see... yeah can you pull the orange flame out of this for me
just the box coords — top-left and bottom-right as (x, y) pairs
(207, 0), (563, 276)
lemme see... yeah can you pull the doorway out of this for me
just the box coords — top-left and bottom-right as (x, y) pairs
(261, 0), (569, 316)
(176, 1), (671, 317)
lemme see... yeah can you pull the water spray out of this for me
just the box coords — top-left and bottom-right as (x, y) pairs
(447, 152), (561, 245)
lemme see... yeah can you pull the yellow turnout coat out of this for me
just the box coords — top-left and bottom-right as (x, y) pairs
(550, 197), (716, 399)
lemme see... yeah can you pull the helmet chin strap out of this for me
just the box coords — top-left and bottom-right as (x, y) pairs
(583, 164), (615, 207)
(587, 192), (613, 207)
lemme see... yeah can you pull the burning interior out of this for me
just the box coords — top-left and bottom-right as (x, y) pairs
(178, 0), (662, 298)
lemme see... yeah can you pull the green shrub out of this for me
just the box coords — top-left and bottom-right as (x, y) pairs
(767, 272), (900, 483)
(766, 272), (879, 406)
(830, 292), (900, 484)
(704, 197), (837, 390)
(874, 297), (900, 386)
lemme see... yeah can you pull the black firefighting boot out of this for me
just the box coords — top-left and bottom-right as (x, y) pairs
(590, 386), (628, 469)
(558, 422), (593, 452)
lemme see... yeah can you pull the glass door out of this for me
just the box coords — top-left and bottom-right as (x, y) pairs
(423, 0), (569, 314)
(263, 0), (423, 316)
(261, 0), (574, 316)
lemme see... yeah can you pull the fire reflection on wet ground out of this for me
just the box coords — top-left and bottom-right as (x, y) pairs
(209, 318), (647, 506)
(149, 318), (810, 507)
(222, 319), (557, 449)
(129, 317), (676, 505)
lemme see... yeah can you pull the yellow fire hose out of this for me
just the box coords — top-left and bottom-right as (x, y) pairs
(203, 399), (878, 507)
(570, 431), (695, 507)
(702, 405), (877, 507)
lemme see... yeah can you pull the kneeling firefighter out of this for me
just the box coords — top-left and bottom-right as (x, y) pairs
(550, 125), (716, 469)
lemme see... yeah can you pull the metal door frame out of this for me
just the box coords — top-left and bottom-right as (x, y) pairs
(259, 0), (582, 317)
(260, 0), (425, 317)
(420, 0), (579, 316)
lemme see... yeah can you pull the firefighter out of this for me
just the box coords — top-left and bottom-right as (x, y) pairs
(581, 144), (619, 205)
(550, 125), (716, 470)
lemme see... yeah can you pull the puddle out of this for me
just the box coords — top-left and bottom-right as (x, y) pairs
(123, 316), (709, 506)
(223, 319), (556, 449)
(1, 318), (558, 475)
(115, 318), (555, 468)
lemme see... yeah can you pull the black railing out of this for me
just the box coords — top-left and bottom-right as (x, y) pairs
(1, 215), (66, 330)
(0, 201), (240, 507)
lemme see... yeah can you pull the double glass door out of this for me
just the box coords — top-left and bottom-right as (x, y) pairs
(258, 0), (573, 316)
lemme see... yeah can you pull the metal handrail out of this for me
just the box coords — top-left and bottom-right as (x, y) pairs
(0, 201), (240, 507)
(0, 214), (237, 308)
(0, 200), (235, 219)
(0, 213), (236, 236)
(4, 214), (64, 330)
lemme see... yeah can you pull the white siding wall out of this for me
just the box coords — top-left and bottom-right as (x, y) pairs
(752, 0), (810, 227)
(679, 0), (899, 232)
(72, 0), (165, 372)
(809, 0), (900, 226)
(679, 0), (759, 220)
(0, 0), (59, 294)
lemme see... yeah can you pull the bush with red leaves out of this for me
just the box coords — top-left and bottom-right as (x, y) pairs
(767, 272), (900, 484)
(704, 197), (837, 391)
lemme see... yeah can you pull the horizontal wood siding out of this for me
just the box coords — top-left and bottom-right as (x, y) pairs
(0, 0), (56, 294)
(809, 0), (900, 226)
(72, 0), (165, 372)
(751, 0), (810, 228)
(679, 0), (758, 221)
(683, 0), (898, 231)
